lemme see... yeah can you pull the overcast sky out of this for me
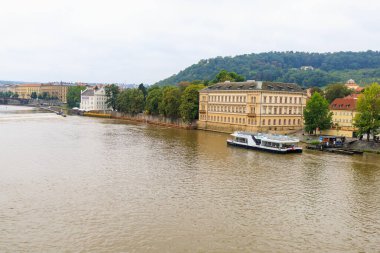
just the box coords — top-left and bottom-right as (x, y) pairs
(0, 0), (379, 84)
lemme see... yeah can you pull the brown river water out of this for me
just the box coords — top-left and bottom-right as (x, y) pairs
(0, 105), (379, 252)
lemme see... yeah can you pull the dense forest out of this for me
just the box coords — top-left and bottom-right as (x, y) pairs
(155, 51), (380, 87)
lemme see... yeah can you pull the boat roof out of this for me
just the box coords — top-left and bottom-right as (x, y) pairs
(231, 131), (300, 143)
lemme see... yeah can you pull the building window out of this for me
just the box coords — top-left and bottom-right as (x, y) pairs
(264, 96), (267, 103)
(280, 97), (282, 103)
(273, 119), (276, 125)
(262, 119), (265, 125)
(279, 119), (282, 125)
(285, 97), (287, 103)
(269, 96), (272, 103)
(268, 119), (271, 125)
(293, 119), (296, 125)
(275, 96), (278, 103)
(288, 119), (291, 125)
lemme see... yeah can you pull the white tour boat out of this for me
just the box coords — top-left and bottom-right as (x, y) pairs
(227, 131), (302, 154)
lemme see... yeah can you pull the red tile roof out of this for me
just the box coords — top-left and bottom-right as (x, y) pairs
(356, 87), (364, 92)
(16, 83), (42, 87)
(330, 98), (357, 111)
(344, 94), (361, 100)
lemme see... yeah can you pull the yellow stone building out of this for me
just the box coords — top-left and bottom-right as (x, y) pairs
(14, 84), (69, 103)
(198, 81), (307, 133)
(14, 84), (41, 99)
(322, 97), (358, 137)
(40, 85), (68, 103)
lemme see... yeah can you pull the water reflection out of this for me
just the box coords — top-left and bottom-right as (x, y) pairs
(0, 106), (379, 252)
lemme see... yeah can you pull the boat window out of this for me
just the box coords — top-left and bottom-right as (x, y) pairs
(236, 137), (247, 143)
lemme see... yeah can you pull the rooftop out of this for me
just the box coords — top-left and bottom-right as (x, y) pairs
(81, 88), (94, 96)
(344, 94), (361, 100)
(16, 83), (42, 87)
(330, 98), (357, 111)
(202, 81), (304, 93)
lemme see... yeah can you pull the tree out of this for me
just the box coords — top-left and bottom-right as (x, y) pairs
(41, 92), (49, 100)
(145, 86), (163, 115)
(354, 83), (380, 141)
(116, 88), (145, 115)
(179, 84), (205, 123)
(155, 51), (380, 87)
(159, 86), (181, 118)
(105, 84), (120, 111)
(13, 92), (19, 98)
(0, 91), (13, 98)
(304, 92), (332, 134)
(324, 83), (353, 103)
(67, 86), (86, 108)
(309, 86), (324, 96)
(30, 92), (37, 99)
(138, 83), (147, 99)
(213, 70), (245, 83)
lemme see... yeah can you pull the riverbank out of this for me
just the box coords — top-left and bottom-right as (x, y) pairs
(298, 132), (380, 154)
(80, 111), (196, 130)
(346, 140), (380, 154)
(79, 110), (380, 154)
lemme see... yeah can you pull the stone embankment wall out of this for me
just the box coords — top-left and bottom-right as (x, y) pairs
(111, 112), (196, 129)
(82, 111), (196, 129)
(82, 111), (301, 134)
(0, 98), (24, 105)
(197, 120), (302, 134)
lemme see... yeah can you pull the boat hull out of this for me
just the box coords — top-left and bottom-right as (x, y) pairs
(227, 141), (302, 154)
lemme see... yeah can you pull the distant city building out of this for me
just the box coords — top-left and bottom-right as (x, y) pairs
(80, 87), (110, 111)
(0, 84), (14, 93)
(305, 88), (313, 98)
(11, 83), (68, 102)
(345, 79), (364, 93)
(198, 81), (307, 133)
(300, 66), (314, 71)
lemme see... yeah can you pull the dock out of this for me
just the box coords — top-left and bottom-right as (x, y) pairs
(39, 106), (67, 117)
(306, 145), (363, 155)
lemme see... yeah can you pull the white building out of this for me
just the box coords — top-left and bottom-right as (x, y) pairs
(80, 87), (111, 111)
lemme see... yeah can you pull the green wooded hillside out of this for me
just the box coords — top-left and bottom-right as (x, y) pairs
(155, 51), (380, 87)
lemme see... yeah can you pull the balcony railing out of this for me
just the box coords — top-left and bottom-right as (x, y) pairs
(247, 113), (256, 117)
(199, 110), (206, 114)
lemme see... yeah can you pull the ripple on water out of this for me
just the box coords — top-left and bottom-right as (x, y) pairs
(0, 109), (380, 252)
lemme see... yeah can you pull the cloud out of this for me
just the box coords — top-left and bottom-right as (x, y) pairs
(0, 0), (379, 84)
